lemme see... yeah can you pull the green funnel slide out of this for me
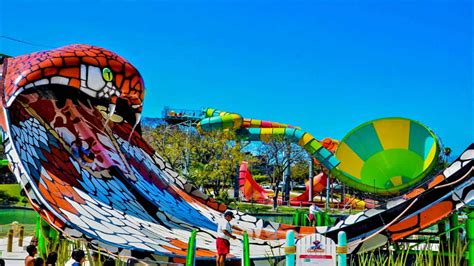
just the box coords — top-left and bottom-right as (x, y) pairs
(334, 118), (439, 195)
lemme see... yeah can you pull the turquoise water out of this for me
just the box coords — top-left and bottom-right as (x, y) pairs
(0, 207), (37, 225)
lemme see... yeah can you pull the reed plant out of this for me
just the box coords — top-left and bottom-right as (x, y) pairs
(353, 238), (467, 266)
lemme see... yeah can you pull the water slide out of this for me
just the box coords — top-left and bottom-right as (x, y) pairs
(198, 108), (339, 172)
(334, 118), (440, 195)
(239, 162), (367, 209)
(321, 146), (473, 253)
(238, 160), (327, 203)
(1, 45), (472, 262)
(238, 161), (269, 202)
(200, 108), (339, 204)
(291, 172), (327, 202)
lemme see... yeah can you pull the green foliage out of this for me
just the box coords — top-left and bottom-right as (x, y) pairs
(143, 125), (191, 171)
(257, 138), (309, 207)
(253, 174), (270, 184)
(0, 184), (28, 206)
(291, 160), (309, 183)
(55, 238), (127, 265)
(143, 124), (316, 206)
(355, 238), (467, 266)
(0, 190), (18, 205)
(143, 126), (257, 203)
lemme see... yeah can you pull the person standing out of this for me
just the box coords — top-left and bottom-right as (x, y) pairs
(25, 245), (37, 266)
(216, 211), (237, 266)
(33, 257), (44, 266)
(45, 252), (58, 266)
(308, 203), (322, 226)
(71, 249), (85, 266)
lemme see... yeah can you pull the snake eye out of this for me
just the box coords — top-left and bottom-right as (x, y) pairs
(102, 68), (113, 81)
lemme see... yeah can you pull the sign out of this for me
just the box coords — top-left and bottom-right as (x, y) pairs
(296, 233), (336, 266)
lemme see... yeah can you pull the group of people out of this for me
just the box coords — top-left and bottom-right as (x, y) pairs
(25, 245), (85, 266)
(20, 206), (321, 266)
(215, 205), (324, 265)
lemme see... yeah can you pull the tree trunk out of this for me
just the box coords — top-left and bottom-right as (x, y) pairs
(272, 186), (279, 210)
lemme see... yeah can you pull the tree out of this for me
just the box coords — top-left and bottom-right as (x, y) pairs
(291, 160), (310, 183)
(189, 131), (244, 202)
(143, 124), (195, 172)
(143, 125), (254, 204)
(257, 137), (308, 208)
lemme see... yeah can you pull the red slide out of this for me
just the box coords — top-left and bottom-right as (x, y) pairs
(239, 161), (269, 201)
(292, 172), (327, 202)
(239, 161), (328, 203)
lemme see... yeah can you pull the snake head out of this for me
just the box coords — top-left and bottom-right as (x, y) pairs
(3, 44), (145, 125)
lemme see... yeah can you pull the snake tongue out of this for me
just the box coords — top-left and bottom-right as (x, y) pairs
(128, 112), (141, 142)
(134, 112), (141, 127)
(108, 103), (116, 118)
(103, 103), (116, 128)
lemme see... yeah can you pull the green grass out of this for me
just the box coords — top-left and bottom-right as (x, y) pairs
(0, 183), (29, 206)
(0, 184), (22, 196)
(229, 202), (302, 214)
(229, 201), (355, 215)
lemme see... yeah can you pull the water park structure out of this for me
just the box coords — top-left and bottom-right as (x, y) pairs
(0, 44), (472, 265)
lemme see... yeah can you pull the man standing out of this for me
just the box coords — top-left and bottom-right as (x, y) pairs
(24, 245), (37, 266)
(216, 211), (237, 266)
(308, 203), (322, 226)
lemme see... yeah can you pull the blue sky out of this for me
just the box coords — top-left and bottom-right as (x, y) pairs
(1, 0), (472, 157)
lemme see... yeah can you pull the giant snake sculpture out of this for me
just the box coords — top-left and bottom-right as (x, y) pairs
(0, 44), (472, 262)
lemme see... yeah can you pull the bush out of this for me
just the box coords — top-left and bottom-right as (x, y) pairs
(253, 174), (270, 184)
(21, 198), (29, 206)
(7, 196), (19, 205)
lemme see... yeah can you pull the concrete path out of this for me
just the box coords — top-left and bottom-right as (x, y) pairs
(0, 235), (32, 266)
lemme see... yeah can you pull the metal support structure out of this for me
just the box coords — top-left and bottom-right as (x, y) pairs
(293, 209), (300, 226)
(341, 184), (346, 207)
(450, 212), (459, 244)
(439, 220), (447, 250)
(234, 164), (240, 199)
(285, 230), (296, 266)
(467, 210), (474, 266)
(283, 146), (291, 204)
(325, 173), (330, 210)
(242, 232), (250, 266)
(317, 212), (322, 226)
(337, 231), (347, 266)
(308, 158), (314, 202)
(185, 230), (197, 266)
